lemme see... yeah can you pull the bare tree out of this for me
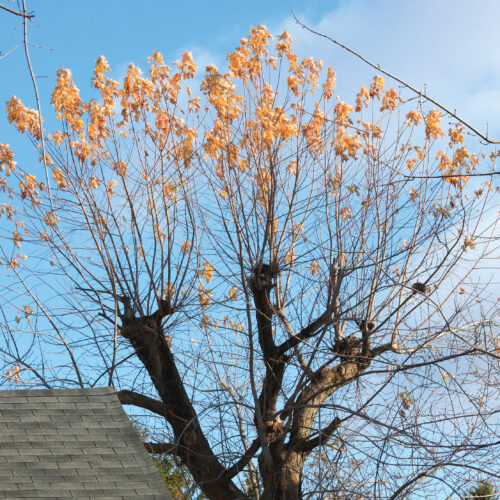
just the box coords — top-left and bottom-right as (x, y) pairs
(1, 25), (499, 499)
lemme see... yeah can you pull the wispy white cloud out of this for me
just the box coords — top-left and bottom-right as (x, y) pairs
(275, 0), (500, 139)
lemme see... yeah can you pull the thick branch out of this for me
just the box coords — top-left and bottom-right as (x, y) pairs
(295, 416), (341, 453)
(145, 438), (262, 476)
(252, 286), (275, 359)
(287, 359), (372, 456)
(118, 297), (243, 499)
(222, 437), (261, 480)
(116, 389), (169, 418)
(251, 283), (287, 422)
(278, 308), (333, 357)
(358, 320), (373, 358)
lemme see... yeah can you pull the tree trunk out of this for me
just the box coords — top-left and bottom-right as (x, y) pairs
(119, 300), (243, 499)
(261, 450), (305, 500)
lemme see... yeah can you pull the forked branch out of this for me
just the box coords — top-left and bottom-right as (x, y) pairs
(0, 3), (34, 18)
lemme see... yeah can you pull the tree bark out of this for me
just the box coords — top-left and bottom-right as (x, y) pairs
(259, 355), (373, 498)
(119, 298), (244, 500)
(261, 450), (305, 500)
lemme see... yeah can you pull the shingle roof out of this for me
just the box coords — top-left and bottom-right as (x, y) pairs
(0, 387), (171, 499)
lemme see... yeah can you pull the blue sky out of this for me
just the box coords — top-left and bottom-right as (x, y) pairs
(1, 1), (499, 313)
(1, 4), (498, 496)
(2, 0), (499, 300)
(1, 0), (500, 157)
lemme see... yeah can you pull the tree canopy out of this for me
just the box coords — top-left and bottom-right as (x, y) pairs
(1, 24), (499, 499)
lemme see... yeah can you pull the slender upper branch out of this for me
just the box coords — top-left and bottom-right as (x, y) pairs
(292, 10), (500, 145)
(0, 3), (34, 18)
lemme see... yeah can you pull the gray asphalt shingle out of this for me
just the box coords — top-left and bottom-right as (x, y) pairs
(0, 387), (171, 499)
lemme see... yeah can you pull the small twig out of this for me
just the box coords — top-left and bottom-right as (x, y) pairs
(27, 42), (52, 51)
(75, 286), (115, 296)
(0, 42), (23, 59)
(0, 3), (34, 18)
(292, 10), (500, 145)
